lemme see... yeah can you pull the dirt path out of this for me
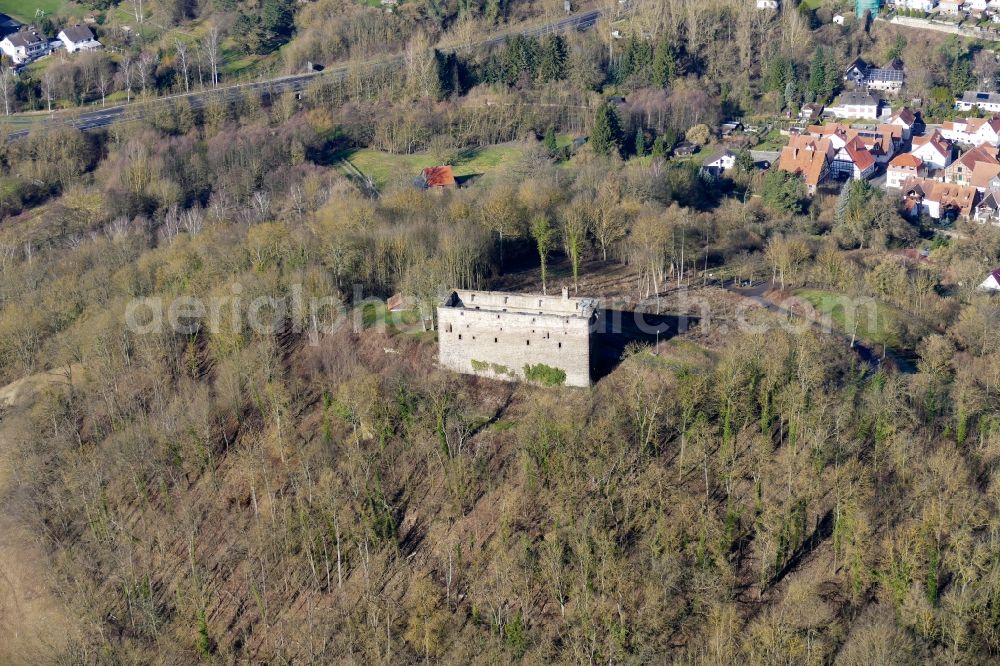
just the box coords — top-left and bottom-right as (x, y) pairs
(0, 366), (82, 663)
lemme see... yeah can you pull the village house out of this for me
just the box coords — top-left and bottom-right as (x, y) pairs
(843, 58), (905, 95)
(799, 103), (824, 123)
(673, 141), (699, 156)
(945, 144), (1000, 189)
(978, 267), (1000, 289)
(833, 13), (846, 23)
(0, 28), (48, 65)
(777, 135), (834, 194)
(57, 24), (101, 54)
(969, 0), (991, 12)
(807, 123), (900, 164)
(720, 121), (743, 137)
(955, 91), (1000, 113)
(831, 137), (877, 179)
(437, 289), (598, 387)
(415, 165), (457, 190)
(866, 62), (905, 95)
(901, 0), (937, 10)
(887, 107), (919, 139)
(900, 177), (979, 220)
(911, 130), (953, 170)
(939, 0), (966, 13)
(826, 91), (882, 120)
(864, 124), (903, 162)
(887, 153), (927, 189)
(974, 192), (1000, 224)
(700, 149), (737, 177)
(844, 58), (868, 87)
(939, 116), (1000, 145)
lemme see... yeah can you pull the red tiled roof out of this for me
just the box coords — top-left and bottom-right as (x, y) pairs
(902, 177), (979, 217)
(421, 166), (457, 188)
(889, 153), (923, 169)
(844, 137), (875, 172)
(970, 162), (1000, 190)
(778, 136), (832, 187)
(954, 144), (1000, 171)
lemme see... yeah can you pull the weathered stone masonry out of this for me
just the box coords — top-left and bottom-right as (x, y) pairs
(437, 289), (598, 387)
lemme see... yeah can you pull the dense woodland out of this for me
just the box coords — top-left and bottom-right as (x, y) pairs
(6, 0), (1000, 664)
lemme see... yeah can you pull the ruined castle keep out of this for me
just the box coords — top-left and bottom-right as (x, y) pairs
(437, 289), (598, 388)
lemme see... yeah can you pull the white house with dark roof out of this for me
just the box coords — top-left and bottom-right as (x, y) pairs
(826, 91), (882, 120)
(843, 58), (905, 95)
(57, 24), (101, 54)
(975, 193), (1000, 225)
(867, 61), (905, 94)
(0, 28), (48, 64)
(700, 149), (737, 177)
(888, 107), (918, 139)
(956, 91), (1000, 113)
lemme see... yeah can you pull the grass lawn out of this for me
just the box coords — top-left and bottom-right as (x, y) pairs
(754, 128), (787, 151)
(0, 0), (66, 23)
(795, 288), (903, 348)
(800, 0), (823, 8)
(344, 143), (528, 189)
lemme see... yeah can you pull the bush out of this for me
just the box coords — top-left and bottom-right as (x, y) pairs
(523, 363), (567, 386)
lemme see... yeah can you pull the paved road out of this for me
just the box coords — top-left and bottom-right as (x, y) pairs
(5, 9), (604, 141)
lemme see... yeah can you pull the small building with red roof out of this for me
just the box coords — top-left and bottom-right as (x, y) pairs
(777, 135), (834, 194)
(416, 166), (458, 190)
(887, 153), (926, 189)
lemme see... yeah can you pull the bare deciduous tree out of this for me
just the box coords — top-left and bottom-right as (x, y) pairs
(95, 65), (111, 106)
(202, 25), (222, 88)
(121, 55), (134, 102)
(41, 70), (55, 111)
(0, 66), (12, 116)
(136, 51), (156, 97)
(174, 39), (190, 93)
(130, 0), (145, 24)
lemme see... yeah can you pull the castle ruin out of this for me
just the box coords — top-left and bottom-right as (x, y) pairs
(437, 289), (598, 388)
